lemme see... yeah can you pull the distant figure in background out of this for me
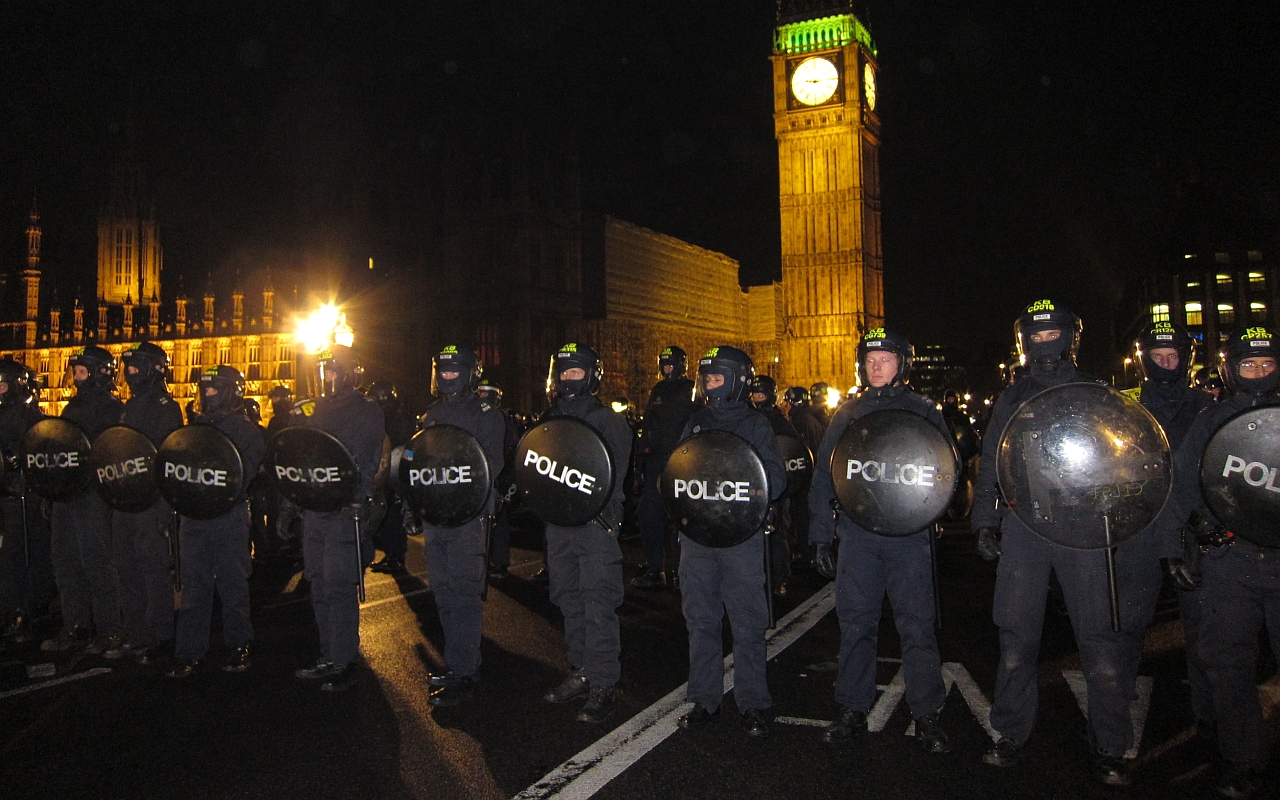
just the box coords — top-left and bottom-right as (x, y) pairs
(748, 375), (798, 596)
(367, 381), (416, 575)
(809, 382), (832, 425)
(477, 379), (521, 578)
(784, 386), (826, 568)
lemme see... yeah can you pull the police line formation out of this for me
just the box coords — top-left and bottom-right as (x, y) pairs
(0, 299), (1277, 798)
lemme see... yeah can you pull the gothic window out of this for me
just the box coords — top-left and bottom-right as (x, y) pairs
(218, 346), (231, 364)
(248, 345), (260, 363)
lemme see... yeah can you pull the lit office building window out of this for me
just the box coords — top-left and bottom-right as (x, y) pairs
(1149, 303), (1170, 323)
(1218, 302), (1234, 325)
(1251, 301), (1267, 317)
(1249, 271), (1265, 287)
(1185, 302), (1203, 326)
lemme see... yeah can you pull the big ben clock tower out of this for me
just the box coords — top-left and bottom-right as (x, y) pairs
(772, 0), (883, 392)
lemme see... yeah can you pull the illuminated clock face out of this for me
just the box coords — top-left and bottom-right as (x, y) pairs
(791, 57), (839, 106)
(863, 63), (877, 111)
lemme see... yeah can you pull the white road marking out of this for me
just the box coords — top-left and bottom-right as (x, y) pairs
(513, 583), (836, 800)
(0, 667), (112, 701)
(1062, 669), (1153, 759)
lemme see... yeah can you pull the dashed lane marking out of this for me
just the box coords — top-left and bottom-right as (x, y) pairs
(513, 582), (837, 800)
(0, 667), (112, 701)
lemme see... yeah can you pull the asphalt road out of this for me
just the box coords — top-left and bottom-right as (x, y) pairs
(1, 515), (1276, 800)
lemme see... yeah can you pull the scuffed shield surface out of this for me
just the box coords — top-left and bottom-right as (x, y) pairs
(661, 430), (770, 548)
(1200, 405), (1280, 548)
(157, 425), (245, 520)
(514, 416), (614, 527)
(997, 382), (1170, 550)
(21, 418), (92, 501)
(830, 409), (959, 536)
(266, 427), (359, 513)
(400, 424), (492, 528)
(777, 433), (814, 497)
(90, 426), (160, 512)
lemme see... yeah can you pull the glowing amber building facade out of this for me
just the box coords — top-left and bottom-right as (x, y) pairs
(772, 1), (884, 390)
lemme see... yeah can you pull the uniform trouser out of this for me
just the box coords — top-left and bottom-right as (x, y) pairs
(680, 531), (771, 713)
(50, 492), (120, 636)
(791, 487), (811, 559)
(490, 505), (511, 569)
(112, 500), (175, 648)
(379, 492), (408, 561)
(425, 516), (487, 678)
(174, 503), (253, 661)
(990, 521), (1137, 756)
(1197, 542), (1280, 769)
(303, 508), (363, 666)
(769, 500), (791, 584)
(638, 455), (670, 573)
(1111, 530), (1166, 707)
(0, 494), (54, 617)
(546, 521), (623, 688)
(834, 527), (945, 718)
(1177, 585), (1214, 725)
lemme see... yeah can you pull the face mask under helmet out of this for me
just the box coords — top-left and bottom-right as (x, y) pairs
(1134, 321), (1194, 386)
(476, 379), (502, 407)
(315, 345), (364, 398)
(856, 327), (914, 388)
(658, 346), (687, 380)
(748, 374), (777, 408)
(199, 365), (246, 415)
(1219, 327), (1278, 396)
(68, 345), (117, 391)
(696, 346), (754, 404)
(1014, 299), (1082, 368)
(122, 341), (169, 394)
(432, 345), (482, 397)
(0, 358), (34, 406)
(548, 343), (603, 400)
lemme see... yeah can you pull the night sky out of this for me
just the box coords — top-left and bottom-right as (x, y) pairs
(3, 0), (1278, 380)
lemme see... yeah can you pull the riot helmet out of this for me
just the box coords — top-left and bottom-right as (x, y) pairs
(366, 380), (400, 411)
(548, 343), (603, 399)
(748, 375), (777, 409)
(696, 346), (754, 404)
(315, 345), (364, 397)
(856, 327), (913, 388)
(1134, 320), (1194, 386)
(658, 346), (687, 380)
(121, 341), (169, 394)
(476, 378), (503, 408)
(810, 382), (832, 409)
(199, 365), (246, 415)
(0, 358), (34, 406)
(244, 397), (263, 424)
(268, 385), (293, 417)
(783, 386), (810, 406)
(1014, 299), (1082, 367)
(68, 345), (117, 391)
(432, 345), (482, 397)
(1219, 327), (1278, 395)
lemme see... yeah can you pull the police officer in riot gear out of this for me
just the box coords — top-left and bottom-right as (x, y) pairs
(367, 381), (416, 575)
(540, 343), (633, 724)
(634, 346), (698, 588)
(676, 346), (786, 737)
(1158, 327), (1279, 798)
(784, 385), (826, 569)
(808, 328), (953, 753)
(748, 375), (798, 595)
(973, 300), (1139, 786)
(809, 382), (833, 425)
(110, 342), (184, 662)
(413, 346), (505, 707)
(168, 366), (265, 677)
(294, 345), (385, 691)
(477, 379), (521, 577)
(267, 386), (295, 435)
(41, 345), (125, 654)
(0, 358), (51, 644)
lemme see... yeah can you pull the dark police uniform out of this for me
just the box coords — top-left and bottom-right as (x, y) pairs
(636, 348), (698, 583)
(373, 401), (417, 569)
(809, 382), (950, 741)
(50, 382), (124, 647)
(302, 384), (385, 677)
(172, 402), (265, 668)
(754, 398), (799, 588)
(0, 375), (51, 637)
(113, 383), (184, 655)
(419, 379), (504, 693)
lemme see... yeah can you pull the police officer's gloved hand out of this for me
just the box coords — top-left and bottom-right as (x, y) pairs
(1163, 557), (1198, 591)
(402, 506), (422, 537)
(813, 541), (836, 579)
(975, 527), (1002, 562)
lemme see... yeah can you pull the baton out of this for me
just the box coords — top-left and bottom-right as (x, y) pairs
(20, 492), (30, 569)
(481, 510), (493, 602)
(170, 510), (183, 593)
(929, 522), (943, 632)
(1103, 514), (1121, 633)
(763, 512), (776, 630)
(354, 504), (366, 603)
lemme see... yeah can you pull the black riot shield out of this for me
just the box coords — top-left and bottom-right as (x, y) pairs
(266, 427), (359, 512)
(1200, 405), (1280, 548)
(997, 382), (1171, 550)
(157, 425), (246, 520)
(400, 425), (492, 528)
(661, 431), (771, 548)
(777, 434), (814, 498)
(89, 426), (161, 512)
(21, 418), (92, 501)
(830, 410), (960, 536)
(514, 416), (614, 527)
